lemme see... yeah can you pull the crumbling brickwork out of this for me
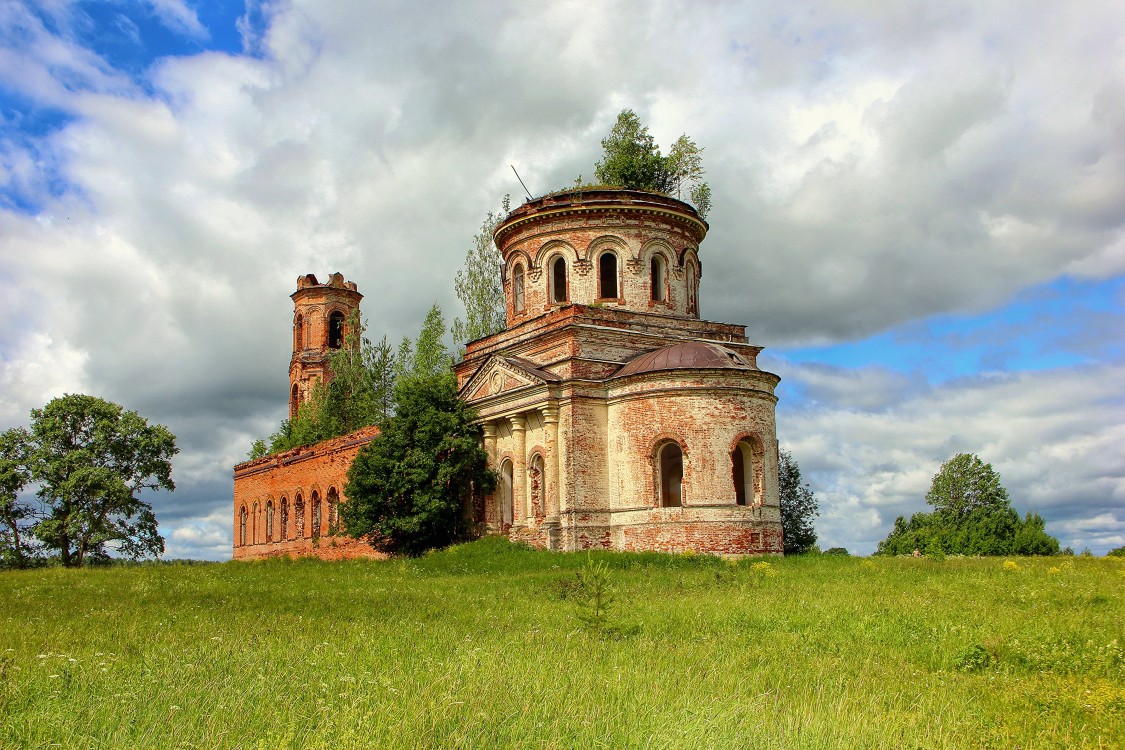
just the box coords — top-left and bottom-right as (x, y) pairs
(232, 418), (382, 560)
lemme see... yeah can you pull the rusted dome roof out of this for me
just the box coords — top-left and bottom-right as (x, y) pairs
(615, 342), (753, 378)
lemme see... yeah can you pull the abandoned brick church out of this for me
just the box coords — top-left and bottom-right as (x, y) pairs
(233, 188), (783, 559)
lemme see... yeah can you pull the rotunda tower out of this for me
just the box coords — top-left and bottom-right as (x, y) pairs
(494, 189), (707, 324)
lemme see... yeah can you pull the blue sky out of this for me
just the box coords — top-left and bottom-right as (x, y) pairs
(1, 0), (1122, 558)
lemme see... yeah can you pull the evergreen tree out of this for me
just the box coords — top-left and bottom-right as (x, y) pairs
(779, 449), (819, 555)
(370, 335), (397, 421)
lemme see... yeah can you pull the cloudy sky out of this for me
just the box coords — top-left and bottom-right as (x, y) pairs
(1, 0), (1122, 559)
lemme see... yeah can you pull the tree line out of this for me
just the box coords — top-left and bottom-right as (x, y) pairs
(877, 453), (1060, 556)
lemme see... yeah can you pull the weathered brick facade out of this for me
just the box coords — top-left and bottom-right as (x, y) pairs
(233, 272), (380, 561)
(455, 189), (784, 555)
(289, 273), (361, 420)
(232, 426), (383, 560)
(233, 189), (783, 559)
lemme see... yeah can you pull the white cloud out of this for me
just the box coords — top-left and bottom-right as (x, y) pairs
(145, 0), (207, 40)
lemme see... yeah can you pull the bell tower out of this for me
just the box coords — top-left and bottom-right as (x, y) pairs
(289, 272), (362, 419)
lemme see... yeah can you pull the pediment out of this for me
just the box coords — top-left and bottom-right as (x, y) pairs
(461, 356), (554, 403)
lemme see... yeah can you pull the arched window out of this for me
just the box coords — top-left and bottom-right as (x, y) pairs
(499, 460), (514, 528)
(732, 438), (763, 506)
(281, 497), (289, 540)
(311, 491), (322, 540)
(657, 442), (684, 507)
(328, 311), (345, 349)
(239, 506), (247, 546)
(513, 264), (525, 313)
(529, 454), (545, 517)
(266, 500), (274, 541)
(327, 487), (340, 533)
(650, 255), (667, 302)
(295, 493), (305, 538)
(686, 259), (699, 315)
(291, 384), (299, 416)
(551, 256), (568, 303)
(598, 252), (618, 299)
(295, 315), (304, 351)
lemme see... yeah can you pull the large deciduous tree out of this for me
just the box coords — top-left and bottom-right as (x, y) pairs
(779, 449), (819, 555)
(1, 394), (176, 567)
(341, 373), (495, 556)
(877, 453), (1059, 556)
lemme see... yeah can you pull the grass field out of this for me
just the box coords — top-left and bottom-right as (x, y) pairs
(1, 539), (1122, 749)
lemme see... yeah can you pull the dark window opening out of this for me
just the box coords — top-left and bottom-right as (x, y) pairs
(732, 447), (746, 505)
(328, 311), (345, 349)
(659, 443), (684, 507)
(687, 262), (699, 315)
(266, 501), (274, 541)
(328, 487), (340, 533)
(295, 494), (305, 537)
(312, 492), (321, 539)
(281, 498), (289, 540)
(599, 253), (618, 299)
(239, 507), (247, 546)
(500, 460), (514, 528)
(295, 315), (304, 351)
(650, 256), (667, 302)
(551, 257), (568, 303)
(733, 439), (762, 506)
(513, 264), (525, 312)
(529, 455), (545, 518)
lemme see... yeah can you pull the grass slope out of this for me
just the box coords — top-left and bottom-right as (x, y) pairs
(1, 539), (1122, 749)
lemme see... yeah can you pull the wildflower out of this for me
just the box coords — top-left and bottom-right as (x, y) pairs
(1002, 560), (1020, 572)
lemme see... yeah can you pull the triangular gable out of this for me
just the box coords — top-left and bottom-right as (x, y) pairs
(460, 355), (555, 402)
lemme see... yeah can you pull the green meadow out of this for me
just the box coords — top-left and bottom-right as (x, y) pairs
(1, 540), (1122, 749)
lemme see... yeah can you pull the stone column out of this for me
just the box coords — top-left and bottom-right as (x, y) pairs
(541, 405), (560, 520)
(510, 415), (527, 526)
(481, 422), (498, 530)
(541, 404), (561, 551)
(481, 422), (497, 464)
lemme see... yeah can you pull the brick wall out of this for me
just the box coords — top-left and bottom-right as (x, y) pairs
(232, 426), (384, 560)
